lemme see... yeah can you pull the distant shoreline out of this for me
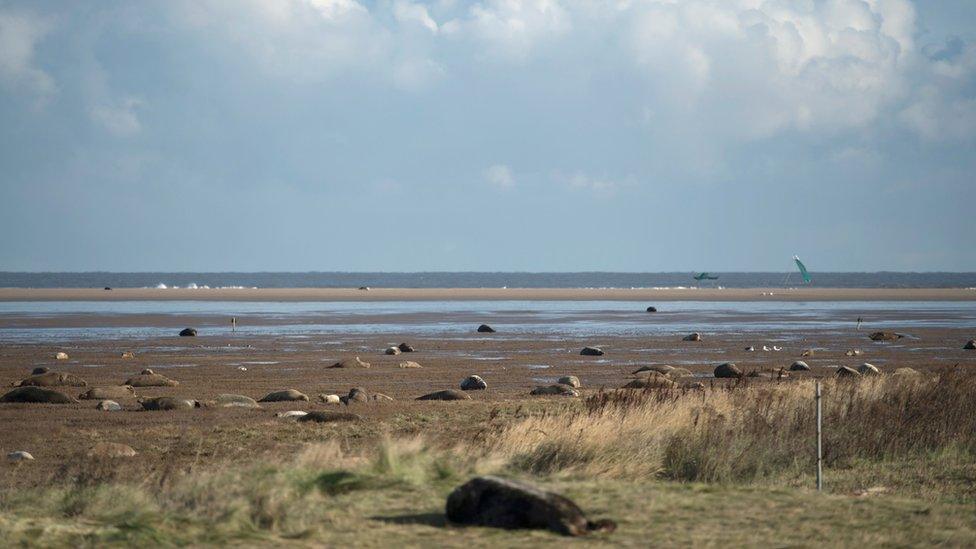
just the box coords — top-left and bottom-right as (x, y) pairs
(1, 287), (974, 302)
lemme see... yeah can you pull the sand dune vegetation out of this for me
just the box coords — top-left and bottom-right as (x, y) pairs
(2, 371), (975, 546)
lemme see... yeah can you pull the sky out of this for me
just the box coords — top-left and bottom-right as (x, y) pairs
(0, 0), (974, 272)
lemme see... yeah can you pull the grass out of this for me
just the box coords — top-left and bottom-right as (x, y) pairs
(2, 372), (976, 546)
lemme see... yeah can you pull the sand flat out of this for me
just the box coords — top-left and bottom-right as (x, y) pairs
(1, 287), (975, 301)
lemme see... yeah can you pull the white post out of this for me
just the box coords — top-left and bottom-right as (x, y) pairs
(815, 381), (823, 492)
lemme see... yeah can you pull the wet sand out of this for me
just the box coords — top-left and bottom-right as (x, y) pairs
(2, 287), (976, 301)
(1, 298), (974, 488)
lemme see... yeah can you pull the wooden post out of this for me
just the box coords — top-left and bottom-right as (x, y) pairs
(815, 381), (823, 491)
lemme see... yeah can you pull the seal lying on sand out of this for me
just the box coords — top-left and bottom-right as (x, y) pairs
(446, 476), (616, 536)
(86, 442), (137, 458)
(329, 357), (370, 369)
(530, 385), (580, 397)
(258, 389), (309, 402)
(139, 397), (199, 411)
(416, 389), (471, 401)
(16, 372), (88, 387)
(1, 386), (77, 404)
(297, 411), (362, 423)
(79, 386), (136, 400)
(215, 394), (261, 409)
(124, 373), (179, 387)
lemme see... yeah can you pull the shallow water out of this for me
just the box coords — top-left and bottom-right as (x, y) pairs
(0, 300), (974, 343)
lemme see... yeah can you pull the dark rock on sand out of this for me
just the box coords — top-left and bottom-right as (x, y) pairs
(124, 373), (179, 387)
(683, 332), (702, 342)
(17, 372), (88, 387)
(530, 385), (580, 397)
(79, 386), (136, 400)
(298, 411), (362, 423)
(329, 357), (371, 369)
(179, 328), (197, 337)
(477, 324), (496, 333)
(646, 306), (657, 312)
(1, 386), (77, 404)
(964, 340), (976, 350)
(836, 366), (862, 378)
(714, 363), (743, 378)
(460, 375), (488, 391)
(869, 331), (902, 342)
(258, 389), (309, 402)
(446, 476), (616, 536)
(140, 397), (199, 411)
(398, 343), (415, 352)
(580, 347), (604, 356)
(417, 389), (472, 401)
(789, 361), (811, 371)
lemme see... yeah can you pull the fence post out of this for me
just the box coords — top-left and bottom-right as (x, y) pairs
(815, 380), (823, 492)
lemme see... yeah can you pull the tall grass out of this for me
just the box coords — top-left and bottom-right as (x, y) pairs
(489, 370), (976, 482)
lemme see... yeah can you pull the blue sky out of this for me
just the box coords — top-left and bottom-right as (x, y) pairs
(1, 0), (974, 272)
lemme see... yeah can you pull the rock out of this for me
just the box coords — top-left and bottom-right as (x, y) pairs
(7, 451), (34, 463)
(892, 367), (921, 377)
(31, 367), (50, 375)
(385, 346), (401, 355)
(258, 389), (309, 402)
(0, 387), (76, 404)
(557, 375), (581, 388)
(477, 324), (496, 333)
(580, 347), (604, 356)
(964, 340), (976, 350)
(318, 394), (341, 404)
(845, 349), (863, 357)
(124, 373), (179, 387)
(86, 442), (137, 458)
(530, 385), (580, 397)
(646, 306), (657, 312)
(121, 352), (135, 359)
(179, 328), (197, 337)
(17, 372), (88, 387)
(683, 333), (702, 342)
(139, 397), (199, 411)
(56, 352), (69, 360)
(79, 386), (136, 400)
(836, 366), (862, 378)
(445, 476), (616, 536)
(789, 361), (811, 371)
(372, 393), (394, 402)
(714, 363), (742, 379)
(858, 363), (880, 375)
(216, 394), (261, 409)
(398, 342), (415, 352)
(298, 411), (362, 423)
(342, 387), (369, 404)
(417, 389), (472, 401)
(96, 400), (122, 411)
(275, 410), (308, 418)
(622, 376), (676, 389)
(869, 331), (902, 342)
(329, 357), (371, 369)
(460, 375), (488, 391)
(398, 361), (423, 369)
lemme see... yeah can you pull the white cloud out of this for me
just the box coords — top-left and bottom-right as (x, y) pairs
(484, 164), (515, 188)
(90, 97), (144, 136)
(0, 9), (54, 98)
(394, 0), (438, 33)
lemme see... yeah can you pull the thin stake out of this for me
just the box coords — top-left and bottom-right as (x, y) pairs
(815, 380), (823, 491)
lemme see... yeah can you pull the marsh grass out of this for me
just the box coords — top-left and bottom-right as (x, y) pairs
(2, 372), (975, 545)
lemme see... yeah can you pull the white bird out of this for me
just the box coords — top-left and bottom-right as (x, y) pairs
(238, 366), (247, 372)
(762, 345), (772, 352)
(772, 346), (782, 351)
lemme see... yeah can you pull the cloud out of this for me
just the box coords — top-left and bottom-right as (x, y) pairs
(0, 9), (54, 98)
(394, 0), (438, 33)
(90, 97), (144, 136)
(559, 171), (619, 194)
(483, 164), (515, 188)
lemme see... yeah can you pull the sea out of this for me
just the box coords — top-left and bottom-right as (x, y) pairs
(1, 272), (976, 289)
